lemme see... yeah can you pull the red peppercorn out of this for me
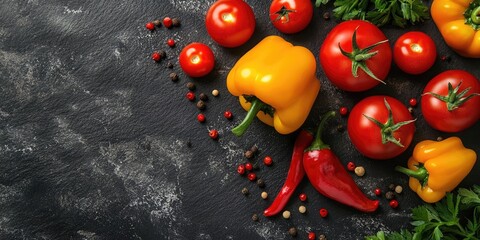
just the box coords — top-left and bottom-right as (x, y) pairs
(374, 188), (382, 196)
(347, 161), (356, 171)
(299, 193), (307, 202)
(163, 17), (173, 28)
(237, 164), (246, 175)
(186, 91), (195, 101)
(247, 172), (257, 181)
(209, 129), (218, 140)
(409, 98), (417, 107)
(223, 111), (233, 120)
(245, 162), (253, 171)
(197, 113), (206, 123)
(319, 208), (328, 218)
(339, 106), (348, 116)
(152, 52), (161, 62)
(167, 38), (175, 47)
(308, 232), (316, 240)
(145, 22), (155, 31)
(263, 156), (273, 166)
(389, 199), (399, 208)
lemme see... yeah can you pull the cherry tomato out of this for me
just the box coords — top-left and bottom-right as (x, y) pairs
(179, 43), (215, 78)
(347, 96), (415, 160)
(269, 0), (313, 34)
(421, 70), (480, 132)
(320, 20), (392, 92)
(205, 0), (255, 48)
(393, 31), (437, 75)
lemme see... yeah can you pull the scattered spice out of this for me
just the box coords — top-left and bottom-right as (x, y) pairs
(336, 124), (344, 132)
(167, 38), (175, 47)
(299, 193), (307, 202)
(437, 136), (443, 141)
(261, 191), (268, 199)
(318, 234), (327, 240)
(152, 52), (162, 62)
(158, 50), (166, 58)
(211, 89), (219, 97)
(408, 107), (414, 113)
(237, 164), (246, 175)
(409, 98), (418, 107)
(199, 93), (209, 101)
(197, 113), (206, 123)
(163, 17), (173, 28)
(167, 62), (174, 69)
(251, 213), (259, 222)
(172, 18), (181, 27)
(308, 232), (316, 240)
(298, 205), (306, 214)
(263, 156), (273, 166)
(224, 111), (233, 120)
(250, 145), (258, 153)
(323, 12), (330, 20)
(346, 161), (356, 171)
(247, 172), (257, 181)
(145, 22), (155, 31)
(152, 19), (162, 26)
(395, 185), (403, 194)
(241, 187), (249, 195)
(388, 183), (396, 191)
(186, 82), (196, 91)
(186, 91), (195, 101)
(288, 227), (297, 237)
(196, 100), (206, 110)
(245, 162), (253, 171)
(208, 129), (218, 140)
(374, 188), (382, 196)
(385, 191), (396, 200)
(169, 72), (179, 82)
(282, 210), (291, 219)
(244, 150), (254, 159)
(319, 208), (328, 218)
(256, 179), (266, 188)
(389, 199), (399, 208)
(339, 106), (348, 116)
(354, 166), (365, 177)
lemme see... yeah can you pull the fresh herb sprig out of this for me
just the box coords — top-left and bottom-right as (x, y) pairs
(365, 185), (480, 240)
(315, 0), (430, 28)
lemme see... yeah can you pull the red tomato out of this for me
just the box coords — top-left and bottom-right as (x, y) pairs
(393, 31), (437, 75)
(320, 20), (392, 92)
(269, 0), (313, 34)
(421, 70), (480, 132)
(179, 43), (215, 78)
(347, 96), (416, 160)
(205, 0), (256, 48)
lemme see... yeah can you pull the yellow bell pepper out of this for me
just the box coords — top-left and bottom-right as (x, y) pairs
(226, 36), (320, 136)
(431, 0), (480, 58)
(395, 137), (477, 203)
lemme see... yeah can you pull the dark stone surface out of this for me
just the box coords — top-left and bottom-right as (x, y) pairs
(0, 0), (478, 239)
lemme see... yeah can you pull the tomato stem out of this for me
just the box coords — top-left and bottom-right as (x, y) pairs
(423, 81), (480, 111)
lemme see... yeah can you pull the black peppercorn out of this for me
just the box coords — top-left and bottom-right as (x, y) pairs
(251, 213), (259, 222)
(323, 12), (330, 20)
(186, 141), (192, 148)
(385, 191), (395, 200)
(169, 72), (179, 82)
(250, 145), (258, 153)
(336, 124), (344, 132)
(158, 50), (166, 58)
(152, 19), (162, 26)
(318, 234), (327, 240)
(388, 183), (396, 191)
(172, 18), (181, 27)
(167, 62), (174, 69)
(256, 179), (265, 188)
(244, 150), (254, 159)
(199, 93), (208, 101)
(288, 227), (297, 237)
(186, 82), (196, 91)
(196, 100), (206, 110)
(241, 187), (249, 196)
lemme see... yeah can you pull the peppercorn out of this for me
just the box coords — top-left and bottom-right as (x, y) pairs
(308, 232), (316, 240)
(247, 172), (256, 181)
(186, 92), (195, 101)
(169, 72), (179, 82)
(223, 111), (233, 120)
(152, 19), (162, 26)
(256, 179), (265, 188)
(186, 140), (192, 148)
(199, 93), (209, 101)
(166, 62), (174, 69)
(250, 145), (258, 153)
(245, 162), (253, 171)
(186, 82), (196, 91)
(197, 113), (206, 123)
(145, 22), (155, 31)
(208, 129), (218, 140)
(374, 188), (382, 196)
(244, 150), (254, 159)
(385, 191), (395, 200)
(251, 213), (259, 222)
(172, 18), (181, 27)
(354, 166), (365, 177)
(437, 136), (443, 141)
(298, 205), (306, 214)
(241, 187), (249, 195)
(152, 52), (161, 62)
(263, 156), (273, 166)
(395, 185), (403, 194)
(408, 107), (413, 113)
(288, 227), (297, 237)
(282, 210), (291, 219)
(318, 234), (327, 240)
(196, 100), (206, 110)
(346, 161), (356, 171)
(163, 17), (173, 28)
(388, 184), (396, 191)
(336, 124), (344, 132)
(211, 89), (219, 97)
(323, 12), (330, 20)
(261, 191), (268, 199)
(319, 208), (328, 218)
(299, 193), (307, 202)
(237, 164), (246, 175)
(409, 98), (417, 107)
(339, 106), (348, 116)
(158, 50), (166, 58)
(389, 199), (399, 209)
(167, 38), (175, 47)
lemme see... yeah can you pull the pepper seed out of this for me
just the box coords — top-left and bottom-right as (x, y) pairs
(395, 185), (403, 194)
(385, 191), (395, 200)
(169, 72), (179, 82)
(354, 166), (365, 177)
(196, 100), (206, 110)
(241, 187), (249, 196)
(298, 205), (306, 214)
(282, 210), (291, 219)
(288, 227), (297, 237)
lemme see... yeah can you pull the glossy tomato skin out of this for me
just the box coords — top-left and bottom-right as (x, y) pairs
(320, 20), (392, 92)
(205, 0), (255, 48)
(347, 96), (415, 160)
(393, 31), (437, 75)
(269, 0), (313, 34)
(421, 70), (480, 132)
(179, 43), (215, 78)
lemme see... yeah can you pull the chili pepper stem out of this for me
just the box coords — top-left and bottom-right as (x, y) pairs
(306, 111), (336, 151)
(395, 165), (429, 183)
(232, 97), (266, 136)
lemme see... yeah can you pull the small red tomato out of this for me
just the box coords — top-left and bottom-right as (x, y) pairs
(339, 106), (348, 116)
(389, 199), (399, 208)
(151, 52), (161, 62)
(308, 232), (316, 240)
(186, 91), (195, 101)
(269, 0), (313, 34)
(163, 17), (173, 28)
(197, 113), (206, 123)
(299, 193), (307, 202)
(374, 188), (382, 196)
(145, 22), (155, 31)
(346, 162), (356, 171)
(245, 162), (253, 171)
(319, 208), (328, 218)
(263, 156), (273, 166)
(247, 172), (256, 181)
(167, 39), (175, 47)
(393, 31), (437, 75)
(237, 164), (246, 175)
(205, 0), (255, 47)
(179, 43), (215, 78)
(209, 129), (219, 139)
(409, 98), (417, 107)
(224, 111), (233, 119)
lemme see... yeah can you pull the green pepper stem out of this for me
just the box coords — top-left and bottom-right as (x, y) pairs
(306, 111), (336, 151)
(472, 6), (480, 24)
(395, 165), (429, 183)
(231, 97), (266, 137)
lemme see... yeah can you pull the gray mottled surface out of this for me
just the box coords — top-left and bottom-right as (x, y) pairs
(0, 0), (479, 239)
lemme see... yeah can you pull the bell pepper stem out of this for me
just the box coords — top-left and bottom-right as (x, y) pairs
(306, 111), (336, 151)
(472, 6), (480, 24)
(395, 165), (429, 183)
(232, 97), (265, 136)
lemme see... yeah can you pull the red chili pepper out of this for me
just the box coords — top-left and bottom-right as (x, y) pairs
(303, 111), (379, 213)
(263, 130), (314, 217)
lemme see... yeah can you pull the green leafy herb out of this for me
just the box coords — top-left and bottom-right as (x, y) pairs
(315, 0), (430, 27)
(365, 185), (480, 240)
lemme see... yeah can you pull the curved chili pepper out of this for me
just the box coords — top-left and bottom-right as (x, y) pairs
(263, 130), (314, 217)
(303, 111), (379, 212)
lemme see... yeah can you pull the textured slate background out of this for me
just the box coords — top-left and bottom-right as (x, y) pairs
(0, 0), (479, 239)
